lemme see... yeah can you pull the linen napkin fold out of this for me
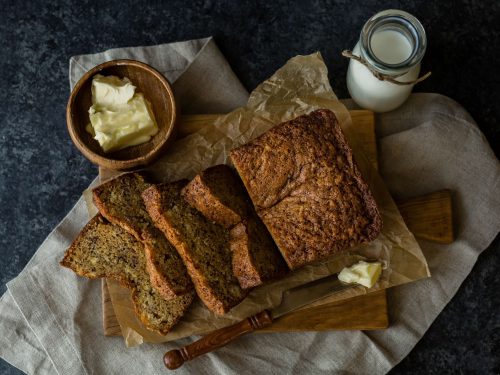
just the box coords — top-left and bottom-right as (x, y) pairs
(1, 36), (499, 375)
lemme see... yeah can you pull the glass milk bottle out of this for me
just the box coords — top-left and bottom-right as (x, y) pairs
(346, 10), (427, 112)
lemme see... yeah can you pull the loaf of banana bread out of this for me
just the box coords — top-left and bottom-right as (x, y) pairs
(230, 109), (382, 270)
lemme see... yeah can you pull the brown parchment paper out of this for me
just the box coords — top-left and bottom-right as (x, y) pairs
(96, 53), (430, 346)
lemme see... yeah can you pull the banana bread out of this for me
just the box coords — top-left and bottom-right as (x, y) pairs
(181, 165), (250, 228)
(92, 173), (152, 241)
(142, 181), (247, 315)
(60, 215), (195, 335)
(230, 109), (382, 270)
(92, 173), (192, 299)
(182, 164), (288, 288)
(230, 215), (288, 289)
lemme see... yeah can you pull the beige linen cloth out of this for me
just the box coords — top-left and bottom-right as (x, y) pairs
(0, 37), (498, 375)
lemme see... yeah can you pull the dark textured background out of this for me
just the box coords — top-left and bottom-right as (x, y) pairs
(0, 0), (499, 374)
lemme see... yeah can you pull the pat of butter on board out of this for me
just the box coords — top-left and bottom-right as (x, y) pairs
(338, 261), (382, 288)
(86, 74), (158, 153)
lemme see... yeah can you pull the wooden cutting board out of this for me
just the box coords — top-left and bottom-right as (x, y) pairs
(100, 110), (454, 336)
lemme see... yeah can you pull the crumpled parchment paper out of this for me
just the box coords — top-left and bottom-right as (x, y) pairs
(95, 53), (429, 346)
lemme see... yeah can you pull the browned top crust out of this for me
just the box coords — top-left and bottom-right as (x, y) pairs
(230, 109), (382, 270)
(181, 165), (250, 228)
(60, 215), (195, 335)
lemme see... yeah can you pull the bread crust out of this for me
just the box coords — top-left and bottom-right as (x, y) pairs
(181, 165), (248, 228)
(229, 222), (259, 288)
(230, 109), (382, 269)
(229, 218), (288, 289)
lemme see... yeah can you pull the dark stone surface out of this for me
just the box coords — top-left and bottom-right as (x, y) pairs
(0, 0), (498, 373)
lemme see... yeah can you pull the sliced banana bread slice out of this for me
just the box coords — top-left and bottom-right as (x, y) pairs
(182, 164), (289, 289)
(92, 172), (193, 299)
(230, 215), (288, 289)
(141, 228), (191, 300)
(60, 215), (195, 335)
(181, 165), (250, 228)
(142, 181), (247, 315)
(92, 173), (154, 240)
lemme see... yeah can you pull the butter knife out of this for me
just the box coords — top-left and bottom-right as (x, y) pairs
(164, 273), (351, 369)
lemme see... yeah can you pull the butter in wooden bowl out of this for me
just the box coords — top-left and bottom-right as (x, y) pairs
(67, 59), (176, 170)
(86, 74), (158, 153)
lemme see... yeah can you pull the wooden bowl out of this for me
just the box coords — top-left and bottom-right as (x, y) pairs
(67, 59), (177, 170)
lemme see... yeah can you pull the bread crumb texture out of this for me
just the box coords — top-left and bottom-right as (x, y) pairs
(92, 172), (193, 298)
(143, 181), (247, 315)
(60, 215), (194, 335)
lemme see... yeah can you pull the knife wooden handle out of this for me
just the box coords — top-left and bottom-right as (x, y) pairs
(164, 310), (273, 370)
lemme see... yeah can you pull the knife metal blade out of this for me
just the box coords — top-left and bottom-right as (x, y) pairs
(270, 273), (350, 319)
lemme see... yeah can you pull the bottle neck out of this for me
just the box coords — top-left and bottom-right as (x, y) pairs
(359, 10), (426, 76)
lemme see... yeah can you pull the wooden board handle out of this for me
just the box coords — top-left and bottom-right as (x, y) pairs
(164, 310), (272, 369)
(397, 189), (454, 244)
